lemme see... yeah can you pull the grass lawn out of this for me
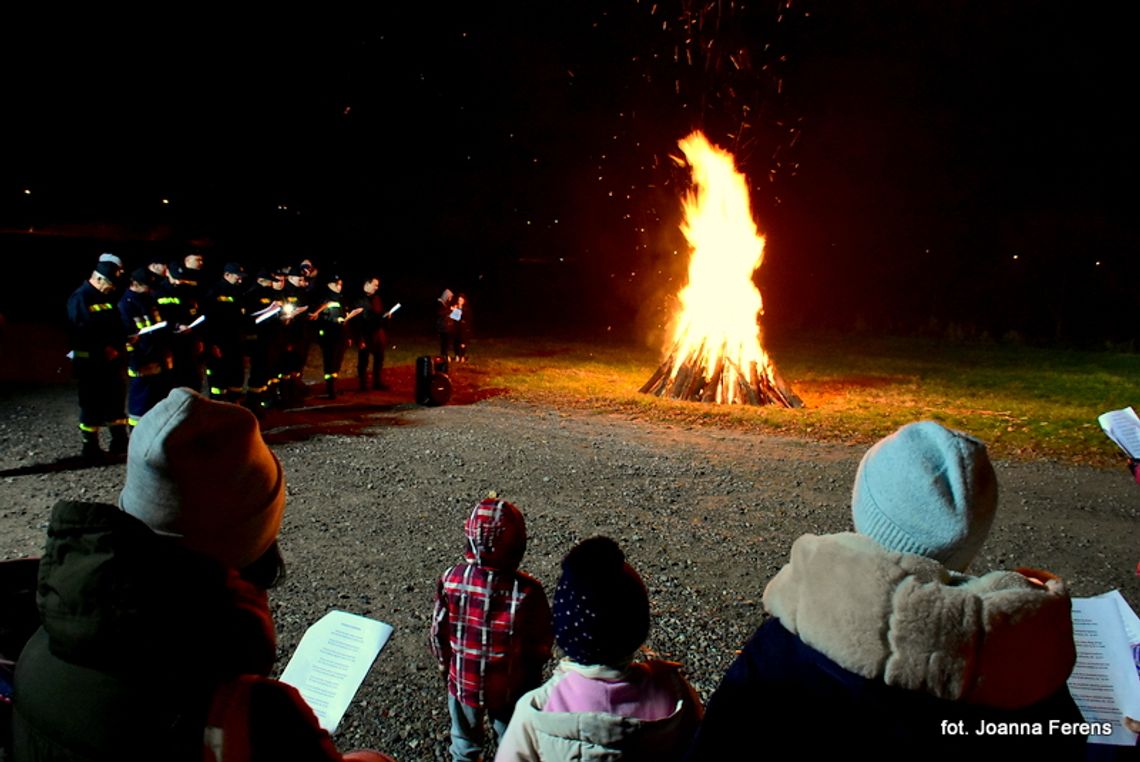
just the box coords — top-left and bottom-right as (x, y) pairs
(388, 332), (1140, 467)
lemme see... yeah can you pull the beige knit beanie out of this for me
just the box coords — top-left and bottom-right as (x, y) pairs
(119, 387), (286, 569)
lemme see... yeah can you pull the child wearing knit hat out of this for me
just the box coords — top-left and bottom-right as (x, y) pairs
(13, 388), (391, 761)
(495, 537), (702, 762)
(686, 421), (1084, 758)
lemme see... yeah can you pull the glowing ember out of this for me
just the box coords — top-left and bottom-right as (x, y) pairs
(641, 130), (802, 407)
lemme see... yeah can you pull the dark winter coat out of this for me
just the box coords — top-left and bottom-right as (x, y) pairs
(12, 501), (350, 762)
(431, 499), (553, 714)
(685, 532), (1086, 758)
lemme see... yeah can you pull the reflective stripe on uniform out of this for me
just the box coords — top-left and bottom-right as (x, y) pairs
(128, 362), (166, 377)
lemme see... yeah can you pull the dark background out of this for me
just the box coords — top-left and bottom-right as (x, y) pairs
(2, 2), (1135, 344)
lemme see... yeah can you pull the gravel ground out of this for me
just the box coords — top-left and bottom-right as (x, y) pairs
(1, 368), (1137, 760)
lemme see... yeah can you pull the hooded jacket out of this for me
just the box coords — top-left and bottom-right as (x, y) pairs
(431, 499), (553, 713)
(685, 532), (1085, 757)
(12, 501), (351, 762)
(494, 660), (702, 762)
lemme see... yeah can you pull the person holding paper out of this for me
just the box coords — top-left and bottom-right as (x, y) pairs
(11, 389), (393, 762)
(686, 422), (1085, 757)
(156, 260), (206, 393)
(1096, 407), (1140, 486)
(313, 273), (352, 400)
(352, 275), (388, 392)
(118, 268), (173, 426)
(278, 265), (313, 404)
(203, 262), (249, 403)
(436, 288), (455, 360)
(243, 269), (285, 415)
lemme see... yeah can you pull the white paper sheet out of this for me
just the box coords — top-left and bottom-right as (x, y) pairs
(136, 320), (168, 336)
(1098, 407), (1140, 459)
(279, 610), (394, 733)
(1068, 592), (1140, 746)
(254, 304), (283, 324)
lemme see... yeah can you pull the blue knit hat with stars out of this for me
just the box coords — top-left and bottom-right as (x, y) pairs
(553, 537), (650, 666)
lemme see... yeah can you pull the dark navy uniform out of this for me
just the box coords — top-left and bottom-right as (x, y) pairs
(155, 271), (204, 392)
(203, 276), (247, 401)
(352, 284), (387, 390)
(278, 275), (311, 404)
(314, 281), (348, 399)
(118, 284), (173, 425)
(67, 276), (128, 457)
(243, 274), (283, 412)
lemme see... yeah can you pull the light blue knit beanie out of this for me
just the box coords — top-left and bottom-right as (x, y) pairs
(851, 421), (997, 572)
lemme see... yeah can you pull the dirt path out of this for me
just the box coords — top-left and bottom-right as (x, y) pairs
(1, 379), (1136, 759)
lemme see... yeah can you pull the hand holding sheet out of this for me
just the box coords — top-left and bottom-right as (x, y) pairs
(279, 610), (394, 733)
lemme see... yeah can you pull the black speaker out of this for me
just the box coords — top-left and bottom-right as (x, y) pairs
(416, 355), (452, 406)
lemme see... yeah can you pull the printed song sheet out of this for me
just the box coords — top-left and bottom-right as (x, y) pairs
(1068, 592), (1140, 746)
(280, 610), (394, 733)
(1098, 407), (1140, 459)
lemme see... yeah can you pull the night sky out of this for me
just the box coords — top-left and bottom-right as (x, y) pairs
(3, 3), (1136, 342)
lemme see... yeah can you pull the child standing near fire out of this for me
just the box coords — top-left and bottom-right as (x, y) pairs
(431, 495), (553, 762)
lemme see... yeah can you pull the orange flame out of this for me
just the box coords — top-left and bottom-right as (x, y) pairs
(664, 130), (773, 402)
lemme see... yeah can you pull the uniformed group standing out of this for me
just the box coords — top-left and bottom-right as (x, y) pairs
(65, 250), (395, 460)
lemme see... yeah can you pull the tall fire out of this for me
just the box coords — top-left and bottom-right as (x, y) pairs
(641, 131), (803, 407)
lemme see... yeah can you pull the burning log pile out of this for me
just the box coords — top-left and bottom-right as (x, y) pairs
(641, 131), (803, 408)
(640, 341), (802, 407)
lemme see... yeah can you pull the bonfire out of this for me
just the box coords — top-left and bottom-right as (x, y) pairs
(641, 131), (802, 407)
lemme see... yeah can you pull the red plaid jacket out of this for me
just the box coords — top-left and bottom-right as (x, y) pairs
(431, 562), (552, 712)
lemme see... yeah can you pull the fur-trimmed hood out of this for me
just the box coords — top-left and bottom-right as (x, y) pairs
(762, 532), (1075, 710)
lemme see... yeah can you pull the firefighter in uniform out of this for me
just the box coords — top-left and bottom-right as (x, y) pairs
(278, 265), (312, 404)
(118, 268), (174, 426)
(156, 262), (205, 392)
(179, 250), (209, 303)
(312, 273), (357, 400)
(144, 253), (168, 287)
(243, 269), (283, 414)
(203, 262), (248, 401)
(352, 275), (389, 391)
(67, 261), (129, 459)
